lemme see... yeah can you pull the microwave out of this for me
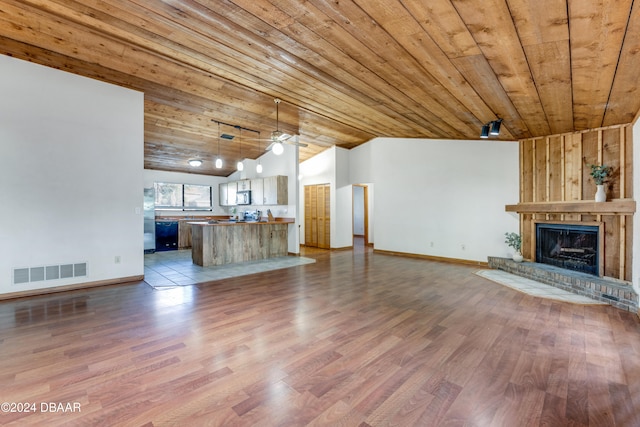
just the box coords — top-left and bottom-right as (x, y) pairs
(236, 190), (251, 205)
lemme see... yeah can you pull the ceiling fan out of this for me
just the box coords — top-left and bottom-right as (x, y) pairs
(246, 98), (307, 154)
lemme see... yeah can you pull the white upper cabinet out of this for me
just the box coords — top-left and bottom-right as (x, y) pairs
(263, 175), (288, 205)
(250, 179), (264, 206)
(219, 182), (237, 206)
(219, 176), (287, 206)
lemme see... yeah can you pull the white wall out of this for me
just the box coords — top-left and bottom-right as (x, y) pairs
(301, 138), (518, 258)
(0, 55), (144, 295)
(365, 138), (519, 262)
(334, 147), (353, 248)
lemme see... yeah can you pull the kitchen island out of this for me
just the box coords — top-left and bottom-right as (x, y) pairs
(189, 220), (291, 267)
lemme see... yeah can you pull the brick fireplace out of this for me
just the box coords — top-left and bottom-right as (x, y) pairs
(535, 222), (602, 276)
(487, 256), (638, 312)
(495, 124), (638, 313)
(510, 125), (634, 282)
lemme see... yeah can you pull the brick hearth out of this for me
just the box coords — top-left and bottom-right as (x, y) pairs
(487, 257), (639, 313)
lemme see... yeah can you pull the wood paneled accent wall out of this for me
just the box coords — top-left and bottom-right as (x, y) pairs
(516, 124), (634, 281)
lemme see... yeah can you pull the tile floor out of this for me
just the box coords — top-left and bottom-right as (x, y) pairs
(476, 269), (607, 305)
(144, 250), (316, 289)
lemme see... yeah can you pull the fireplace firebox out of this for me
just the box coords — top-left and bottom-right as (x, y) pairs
(535, 223), (600, 276)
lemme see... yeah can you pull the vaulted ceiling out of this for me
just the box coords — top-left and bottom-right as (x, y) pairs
(2, 0), (640, 177)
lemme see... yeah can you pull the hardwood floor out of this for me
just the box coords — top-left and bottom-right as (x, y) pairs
(1, 242), (639, 426)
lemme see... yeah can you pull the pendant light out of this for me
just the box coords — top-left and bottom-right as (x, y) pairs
(215, 122), (223, 169)
(237, 127), (244, 171)
(272, 98), (285, 155)
(256, 131), (263, 173)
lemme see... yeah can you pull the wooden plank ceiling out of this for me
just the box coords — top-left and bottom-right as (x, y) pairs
(1, 0), (640, 177)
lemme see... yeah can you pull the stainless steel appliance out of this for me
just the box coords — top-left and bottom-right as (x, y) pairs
(155, 220), (178, 251)
(143, 187), (155, 253)
(236, 190), (251, 205)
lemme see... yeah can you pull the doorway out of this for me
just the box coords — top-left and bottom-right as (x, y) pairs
(352, 184), (369, 246)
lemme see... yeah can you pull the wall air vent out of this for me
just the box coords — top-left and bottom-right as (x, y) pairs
(61, 264), (74, 278)
(30, 267), (45, 282)
(220, 133), (235, 140)
(13, 268), (29, 284)
(13, 262), (87, 285)
(46, 266), (60, 280)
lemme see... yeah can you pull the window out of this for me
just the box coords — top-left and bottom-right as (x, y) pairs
(184, 184), (212, 210)
(154, 182), (212, 211)
(154, 183), (182, 209)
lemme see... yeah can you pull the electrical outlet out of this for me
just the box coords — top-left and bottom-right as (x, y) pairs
(115, 256), (121, 264)
(461, 244), (466, 251)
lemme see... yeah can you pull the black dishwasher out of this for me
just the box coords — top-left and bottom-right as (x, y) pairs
(155, 221), (178, 251)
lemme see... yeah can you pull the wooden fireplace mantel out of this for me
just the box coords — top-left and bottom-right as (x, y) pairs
(505, 199), (636, 215)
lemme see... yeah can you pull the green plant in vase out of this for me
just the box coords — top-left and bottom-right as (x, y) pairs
(504, 232), (523, 262)
(588, 164), (612, 202)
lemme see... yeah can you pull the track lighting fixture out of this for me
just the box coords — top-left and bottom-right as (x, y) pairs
(480, 124), (490, 139)
(209, 115), (297, 171)
(480, 119), (502, 138)
(490, 119), (502, 136)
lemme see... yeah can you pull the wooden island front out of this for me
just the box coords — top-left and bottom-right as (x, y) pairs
(189, 220), (290, 267)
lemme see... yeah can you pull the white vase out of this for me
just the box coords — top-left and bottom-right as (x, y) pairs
(595, 184), (606, 202)
(512, 252), (523, 262)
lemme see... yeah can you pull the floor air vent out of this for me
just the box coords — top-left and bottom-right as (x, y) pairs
(13, 263), (87, 285)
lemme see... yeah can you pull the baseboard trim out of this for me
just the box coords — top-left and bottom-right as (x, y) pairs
(373, 249), (489, 267)
(299, 244), (351, 251)
(0, 275), (144, 301)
